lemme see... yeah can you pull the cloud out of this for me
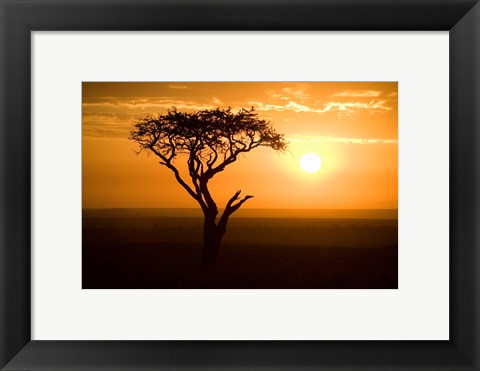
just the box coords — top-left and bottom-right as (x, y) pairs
(287, 134), (397, 145)
(254, 86), (394, 117)
(248, 101), (311, 113)
(82, 112), (129, 122)
(333, 90), (383, 97)
(168, 84), (188, 89)
(82, 112), (132, 138)
(249, 99), (391, 116)
(266, 86), (310, 101)
(323, 100), (391, 115)
(212, 97), (223, 106)
(82, 98), (215, 111)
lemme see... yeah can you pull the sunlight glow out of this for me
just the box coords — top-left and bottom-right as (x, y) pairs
(300, 153), (322, 173)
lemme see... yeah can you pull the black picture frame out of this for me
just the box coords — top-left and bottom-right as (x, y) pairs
(1, 0), (479, 370)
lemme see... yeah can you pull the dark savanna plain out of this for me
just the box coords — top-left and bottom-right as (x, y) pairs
(82, 82), (398, 289)
(83, 208), (397, 288)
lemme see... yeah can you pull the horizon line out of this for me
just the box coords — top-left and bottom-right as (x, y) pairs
(83, 207), (398, 210)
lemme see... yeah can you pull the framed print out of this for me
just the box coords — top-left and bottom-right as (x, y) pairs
(33, 32), (446, 341)
(1, 0), (479, 370)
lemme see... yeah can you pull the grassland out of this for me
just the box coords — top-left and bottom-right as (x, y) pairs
(82, 209), (397, 289)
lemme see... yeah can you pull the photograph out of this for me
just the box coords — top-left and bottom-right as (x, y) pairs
(82, 81), (398, 289)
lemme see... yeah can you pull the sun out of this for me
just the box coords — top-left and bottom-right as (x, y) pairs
(300, 153), (322, 173)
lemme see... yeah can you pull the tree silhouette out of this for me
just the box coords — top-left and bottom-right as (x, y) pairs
(129, 107), (287, 268)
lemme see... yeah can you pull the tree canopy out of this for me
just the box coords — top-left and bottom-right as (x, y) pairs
(129, 107), (287, 215)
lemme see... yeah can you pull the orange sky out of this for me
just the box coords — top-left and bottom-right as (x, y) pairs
(82, 82), (397, 209)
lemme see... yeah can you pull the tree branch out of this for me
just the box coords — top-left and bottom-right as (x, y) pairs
(218, 190), (254, 228)
(149, 144), (207, 210)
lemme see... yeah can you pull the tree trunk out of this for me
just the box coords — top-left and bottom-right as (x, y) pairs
(202, 214), (227, 269)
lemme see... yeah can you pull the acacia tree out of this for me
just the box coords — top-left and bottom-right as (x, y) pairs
(129, 107), (287, 268)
